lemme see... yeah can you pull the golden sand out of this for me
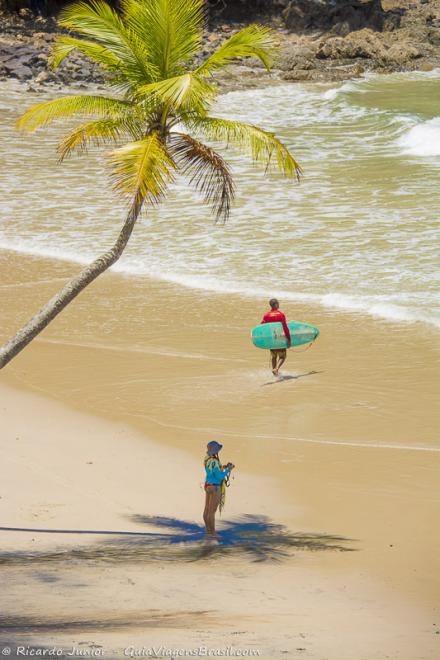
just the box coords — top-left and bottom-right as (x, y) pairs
(1, 248), (439, 658)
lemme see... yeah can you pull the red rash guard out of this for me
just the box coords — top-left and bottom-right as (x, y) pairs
(261, 309), (291, 345)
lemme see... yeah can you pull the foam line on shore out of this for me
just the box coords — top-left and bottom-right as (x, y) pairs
(0, 277), (69, 288)
(127, 413), (440, 454)
(37, 337), (247, 362)
(2, 245), (440, 330)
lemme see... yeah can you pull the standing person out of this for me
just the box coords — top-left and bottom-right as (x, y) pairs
(203, 441), (234, 536)
(261, 298), (292, 376)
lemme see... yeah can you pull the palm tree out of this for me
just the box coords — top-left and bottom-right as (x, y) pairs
(0, 0), (301, 369)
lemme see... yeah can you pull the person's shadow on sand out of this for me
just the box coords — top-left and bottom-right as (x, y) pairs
(0, 515), (355, 564)
(262, 370), (323, 387)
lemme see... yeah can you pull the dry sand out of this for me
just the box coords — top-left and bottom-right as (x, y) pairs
(0, 248), (439, 659)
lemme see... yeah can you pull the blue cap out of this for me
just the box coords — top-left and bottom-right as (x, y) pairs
(207, 440), (223, 455)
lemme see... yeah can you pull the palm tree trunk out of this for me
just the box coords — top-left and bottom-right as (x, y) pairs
(0, 201), (142, 369)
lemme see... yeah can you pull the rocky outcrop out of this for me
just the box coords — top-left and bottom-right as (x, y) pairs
(0, 39), (46, 81)
(278, 43), (318, 70)
(283, 0), (385, 35)
(383, 40), (424, 63)
(316, 28), (387, 59)
(279, 1), (440, 78)
(207, 0), (287, 21)
(0, 1), (439, 90)
(0, 27), (105, 85)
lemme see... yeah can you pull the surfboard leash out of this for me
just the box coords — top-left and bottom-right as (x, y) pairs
(291, 340), (316, 353)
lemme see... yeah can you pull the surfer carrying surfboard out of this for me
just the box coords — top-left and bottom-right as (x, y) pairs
(261, 298), (292, 376)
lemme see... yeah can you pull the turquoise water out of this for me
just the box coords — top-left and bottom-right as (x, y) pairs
(0, 71), (439, 327)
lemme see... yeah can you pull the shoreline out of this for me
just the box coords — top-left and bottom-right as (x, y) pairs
(1, 247), (439, 450)
(1, 249), (439, 601)
(1, 247), (439, 656)
(2, 231), (440, 331)
(1, 2), (439, 654)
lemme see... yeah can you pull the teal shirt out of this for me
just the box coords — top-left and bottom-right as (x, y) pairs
(205, 457), (231, 486)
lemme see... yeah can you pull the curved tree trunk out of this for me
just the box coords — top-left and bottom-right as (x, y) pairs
(0, 201), (142, 369)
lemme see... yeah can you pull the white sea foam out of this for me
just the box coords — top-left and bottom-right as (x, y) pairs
(1, 72), (439, 333)
(323, 79), (367, 100)
(323, 68), (440, 102)
(319, 293), (440, 327)
(398, 117), (440, 156)
(2, 238), (439, 329)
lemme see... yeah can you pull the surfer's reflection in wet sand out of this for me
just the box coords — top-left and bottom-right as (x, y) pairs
(260, 298), (292, 377)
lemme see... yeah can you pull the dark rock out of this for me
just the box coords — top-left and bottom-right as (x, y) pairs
(317, 29), (386, 59)
(4, 61), (33, 79)
(283, 0), (385, 35)
(428, 27), (440, 46)
(383, 11), (402, 33)
(384, 42), (423, 63)
(279, 44), (318, 70)
(1, 0), (439, 89)
(317, 36), (355, 58)
(350, 63), (365, 76)
(206, 0), (288, 21)
(282, 66), (352, 82)
(282, 68), (315, 80)
(1, 45), (38, 68)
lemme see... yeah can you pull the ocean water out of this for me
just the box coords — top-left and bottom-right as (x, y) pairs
(0, 71), (439, 328)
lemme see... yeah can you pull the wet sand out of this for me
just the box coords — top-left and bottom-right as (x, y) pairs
(1, 248), (439, 658)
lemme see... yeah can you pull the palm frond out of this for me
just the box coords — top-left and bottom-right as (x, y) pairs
(122, 0), (205, 79)
(110, 132), (176, 204)
(137, 72), (216, 116)
(169, 132), (235, 222)
(58, 0), (156, 85)
(197, 24), (278, 77)
(59, 0), (128, 48)
(51, 36), (122, 70)
(192, 117), (302, 180)
(58, 118), (136, 162)
(17, 95), (132, 133)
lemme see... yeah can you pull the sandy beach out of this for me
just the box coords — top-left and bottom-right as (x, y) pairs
(1, 248), (439, 659)
(1, 0), (440, 653)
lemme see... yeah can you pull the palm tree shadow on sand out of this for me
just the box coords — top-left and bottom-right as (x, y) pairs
(0, 515), (356, 565)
